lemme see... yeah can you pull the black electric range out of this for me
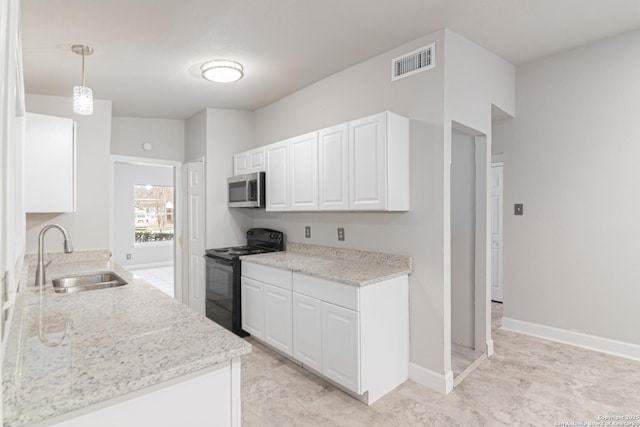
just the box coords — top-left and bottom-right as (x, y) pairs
(204, 228), (284, 336)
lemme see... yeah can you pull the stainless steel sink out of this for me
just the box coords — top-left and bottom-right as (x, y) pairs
(52, 271), (128, 293)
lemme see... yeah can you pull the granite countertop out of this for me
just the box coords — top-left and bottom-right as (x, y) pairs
(2, 251), (251, 427)
(240, 243), (412, 286)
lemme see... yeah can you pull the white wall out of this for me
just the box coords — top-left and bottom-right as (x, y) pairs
(185, 110), (207, 161)
(112, 162), (174, 266)
(25, 95), (112, 253)
(111, 117), (185, 161)
(204, 108), (254, 248)
(252, 30), (447, 379)
(443, 30), (516, 369)
(495, 29), (640, 346)
(450, 129), (476, 348)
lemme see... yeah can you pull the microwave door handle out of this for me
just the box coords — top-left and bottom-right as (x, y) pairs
(245, 180), (251, 202)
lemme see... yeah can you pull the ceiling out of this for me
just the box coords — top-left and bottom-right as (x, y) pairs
(22, 0), (640, 119)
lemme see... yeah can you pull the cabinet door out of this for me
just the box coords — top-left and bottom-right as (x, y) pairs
(241, 277), (264, 339)
(292, 293), (322, 371)
(265, 141), (289, 211)
(322, 302), (360, 393)
(24, 113), (76, 212)
(349, 113), (386, 210)
(263, 283), (293, 355)
(248, 147), (265, 172)
(289, 132), (318, 210)
(233, 152), (249, 176)
(318, 124), (348, 210)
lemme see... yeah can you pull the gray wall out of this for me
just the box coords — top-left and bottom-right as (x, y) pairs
(494, 29), (640, 344)
(111, 117), (185, 161)
(252, 30), (447, 373)
(450, 129), (476, 348)
(25, 95), (112, 253)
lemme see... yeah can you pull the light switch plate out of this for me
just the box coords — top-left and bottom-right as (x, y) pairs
(514, 203), (524, 215)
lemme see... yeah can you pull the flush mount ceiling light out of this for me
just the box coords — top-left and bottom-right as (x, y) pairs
(71, 44), (94, 115)
(200, 60), (244, 83)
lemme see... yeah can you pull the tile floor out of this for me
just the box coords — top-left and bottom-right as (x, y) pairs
(241, 302), (640, 426)
(129, 265), (174, 297)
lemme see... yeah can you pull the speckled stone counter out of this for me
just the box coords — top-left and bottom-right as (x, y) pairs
(240, 243), (412, 286)
(3, 251), (251, 427)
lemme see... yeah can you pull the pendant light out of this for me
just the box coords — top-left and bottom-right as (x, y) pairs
(71, 44), (94, 115)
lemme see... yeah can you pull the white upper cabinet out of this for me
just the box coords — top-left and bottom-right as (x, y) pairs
(24, 113), (76, 213)
(318, 124), (349, 210)
(288, 132), (318, 210)
(248, 111), (409, 212)
(349, 112), (409, 211)
(265, 141), (289, 211)
(233, 147), (265, 176)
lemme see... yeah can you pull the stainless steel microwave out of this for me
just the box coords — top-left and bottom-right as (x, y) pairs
(227, 172), (265, 208)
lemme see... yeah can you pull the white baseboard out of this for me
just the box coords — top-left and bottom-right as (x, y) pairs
(126, 261), (173, 271)
(409, 363), (453, 394)
(501, 317), (640, 362)
(486, 339), (494, 357)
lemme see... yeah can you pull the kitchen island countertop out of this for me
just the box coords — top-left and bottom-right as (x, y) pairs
(2, 251), (251, 427)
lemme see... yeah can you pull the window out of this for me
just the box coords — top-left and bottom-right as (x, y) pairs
(133, 185), (174, 244)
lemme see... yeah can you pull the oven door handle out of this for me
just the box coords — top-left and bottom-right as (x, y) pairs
(204, 255), (234, 266)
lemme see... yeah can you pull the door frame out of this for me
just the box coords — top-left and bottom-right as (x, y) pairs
(446, 122), (492, 392)
(490, 157), (504, 302)
(109, 155), (183, 302)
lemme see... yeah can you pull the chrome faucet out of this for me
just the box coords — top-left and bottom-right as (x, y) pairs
(35, 224), (73, 287)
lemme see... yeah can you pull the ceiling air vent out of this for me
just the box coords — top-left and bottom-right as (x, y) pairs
(391, 43), (435, 81)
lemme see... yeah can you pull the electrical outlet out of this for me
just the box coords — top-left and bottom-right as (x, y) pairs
(305, 226), (311, 238)
(126, 253), (132, 260)
(514, 204), (524, 216)
(337, 227), (345, 241)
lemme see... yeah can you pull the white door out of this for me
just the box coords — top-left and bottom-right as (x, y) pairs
(349, 113), (386, 210)
(289, 132), (318, 210)
(185, 161), (206, 313)
(241, 277), (264, 339)
(265, 141), (289, 211)
(491, 164), (504, 302)
(292, 292), (322, 372)
(319, 124), (349, 210)
(263, 283), (293, 355)
(321, 302), (360, 393)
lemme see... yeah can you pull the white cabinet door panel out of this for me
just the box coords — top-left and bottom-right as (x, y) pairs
(289, 132), (318, 210)
(319, 124), (349, 210)
(25, 113), (76, 212)
(241, 277), (264, 339)
(292, 293), (322, 371)
(349, 113), (386, 210)
(322, 302), (360, 393)
(265, 141), (289, 211)
(263, 283), (293, 355)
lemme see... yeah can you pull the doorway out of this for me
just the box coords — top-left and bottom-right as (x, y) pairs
(111, 156), (182, 299)
(490, 158), (504, 303)
(450, 125), (491, 386)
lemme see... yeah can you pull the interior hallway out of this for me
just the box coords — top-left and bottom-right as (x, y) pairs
(241, 302), (639, 426)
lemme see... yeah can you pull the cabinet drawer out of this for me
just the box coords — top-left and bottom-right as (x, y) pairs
(293, 273), (359, 311)
(242, 262), (292, 290)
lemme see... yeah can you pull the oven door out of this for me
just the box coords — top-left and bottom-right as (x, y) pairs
(205, 255), (237, 334)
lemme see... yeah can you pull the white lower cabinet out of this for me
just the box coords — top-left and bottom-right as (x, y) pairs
(263, 283), (293, 354)
(321, 302), (360, 393)
(292, 292), (322, 372)
(242, 262), (408, 405)
(240, 277), (264, 339)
